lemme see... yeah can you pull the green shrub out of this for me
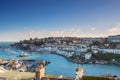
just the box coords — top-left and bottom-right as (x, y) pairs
(82, 76), (112, 80)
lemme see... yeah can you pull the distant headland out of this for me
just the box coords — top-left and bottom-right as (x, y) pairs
(11, 35), (120, 65)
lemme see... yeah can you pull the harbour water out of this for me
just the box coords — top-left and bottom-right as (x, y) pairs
(0, 42), (120, 77)
(27, 54), (120, 77)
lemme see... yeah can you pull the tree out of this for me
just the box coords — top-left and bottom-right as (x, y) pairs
(92, 41), (101, 46)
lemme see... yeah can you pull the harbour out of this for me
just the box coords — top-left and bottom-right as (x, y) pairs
(1, 0), (120, 79)
(0, 43), (120, 78)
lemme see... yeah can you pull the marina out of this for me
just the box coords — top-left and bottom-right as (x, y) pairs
(0, 45), (120, 77)
(1, 0), (120, 79)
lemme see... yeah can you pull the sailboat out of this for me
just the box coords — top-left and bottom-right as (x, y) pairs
(19, 51), (28, 57)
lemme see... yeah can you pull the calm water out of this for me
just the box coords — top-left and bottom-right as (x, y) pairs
(27, 54), (120, 77)
(0, 42), (16, 46)
(0, 42), (120, 77)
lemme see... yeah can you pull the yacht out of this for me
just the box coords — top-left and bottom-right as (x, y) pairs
(19, 51), (28, 57)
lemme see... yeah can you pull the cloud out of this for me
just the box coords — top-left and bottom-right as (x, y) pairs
(91, 27), (96, 31)
(1, 24), (120, 42)
(24, 24), (120, 40)
(106, 23), (120, 35)
(23, 28), (82, 39)
(0, 28), (106, 41)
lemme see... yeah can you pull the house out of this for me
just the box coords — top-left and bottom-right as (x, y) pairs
(108, 35), (120, 43)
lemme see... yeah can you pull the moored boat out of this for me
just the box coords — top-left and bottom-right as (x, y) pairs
(19, 51), (28, 57)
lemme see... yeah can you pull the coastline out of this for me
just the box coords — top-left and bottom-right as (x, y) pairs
(28, 51), (120, 78)
(1, 46), (120, 78)
(28, 50), (119, 65)
(30, 50), (83, 64)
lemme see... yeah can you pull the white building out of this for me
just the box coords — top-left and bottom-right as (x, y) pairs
(98, 49), (120, 54)
(85, 53), (92, 60)
(108, 35), (120, 43)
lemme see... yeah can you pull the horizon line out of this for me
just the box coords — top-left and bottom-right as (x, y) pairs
(0, 35), (119, 42)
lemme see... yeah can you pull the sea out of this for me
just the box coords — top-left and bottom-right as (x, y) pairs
(0, 42), (120, 77)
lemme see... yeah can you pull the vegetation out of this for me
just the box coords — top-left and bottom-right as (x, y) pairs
(82, 76), (112, 80)
(68, 53), (120, 64)
(109, 43), (117, 49)
(92, 53), (120, 61)
(12, 37), (120, 64)
(23, 40), (30, 44)
(34, 41), (45, 46)
(92, 41), (101, 46)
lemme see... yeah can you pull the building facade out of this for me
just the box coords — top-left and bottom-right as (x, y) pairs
(108, 35), (120, 43)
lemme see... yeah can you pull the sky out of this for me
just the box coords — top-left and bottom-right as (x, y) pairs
(0, 0), (120, 41)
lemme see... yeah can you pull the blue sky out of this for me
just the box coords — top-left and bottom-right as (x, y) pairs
(0, 0), (120, 41)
